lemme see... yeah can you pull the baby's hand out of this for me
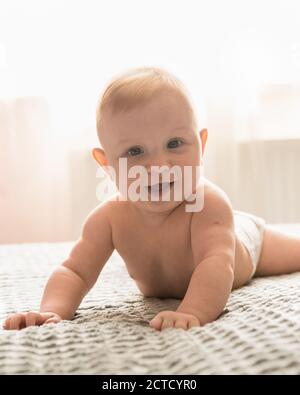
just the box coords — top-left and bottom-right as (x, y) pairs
(149, 310), (201, 331)
(2, 311), (62, 330)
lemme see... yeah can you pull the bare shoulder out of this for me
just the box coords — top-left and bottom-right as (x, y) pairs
(190, 178), (235, 260)
(82, 192), (130, 241)
(81, 193), (118, 242)
(191, 178), (234, 229)
(63, 195), (118, 290)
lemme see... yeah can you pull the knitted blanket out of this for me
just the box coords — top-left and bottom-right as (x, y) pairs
(0, 225), (299, 374)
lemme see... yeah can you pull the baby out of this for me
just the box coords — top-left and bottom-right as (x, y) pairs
(3, 67), (300, 331)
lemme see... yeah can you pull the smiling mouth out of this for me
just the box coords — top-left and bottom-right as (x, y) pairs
(147, 181), (175, 194)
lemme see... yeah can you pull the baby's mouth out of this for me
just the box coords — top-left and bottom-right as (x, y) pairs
(147, 181), (175, 195)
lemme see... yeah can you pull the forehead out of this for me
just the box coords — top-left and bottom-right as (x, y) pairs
(101, 90), (195, 141)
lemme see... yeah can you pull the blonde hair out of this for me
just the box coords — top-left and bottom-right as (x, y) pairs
(96, 66), (198, 141)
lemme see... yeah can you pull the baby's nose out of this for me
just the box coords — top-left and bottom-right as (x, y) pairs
(146, 163), (174, 185)
(145, 153), (172, 171)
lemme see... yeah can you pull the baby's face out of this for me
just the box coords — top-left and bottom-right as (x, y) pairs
(99, 90), (205, 213)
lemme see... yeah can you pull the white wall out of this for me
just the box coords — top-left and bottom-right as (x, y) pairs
(1, 92), (300, 244)
(1, 1), (300, 243)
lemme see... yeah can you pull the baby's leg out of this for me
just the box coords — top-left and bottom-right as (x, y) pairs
(255, 225), (300, 277)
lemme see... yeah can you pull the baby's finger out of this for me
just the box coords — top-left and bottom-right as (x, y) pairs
(161, 317), (174, 330)
(174, 320), (188, 330)
(44, 317), (61, 325)
(8, 314), (25, 330)
(2, 315), (13, 329)
(149, 316), (163, 331)
(25, 312), (41, 327)
(187, 318), (201, 329)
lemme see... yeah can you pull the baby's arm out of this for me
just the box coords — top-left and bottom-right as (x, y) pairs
(3, 202), (114, 330)
(176, 192), (235, 324)
(150, 185), (235, 330)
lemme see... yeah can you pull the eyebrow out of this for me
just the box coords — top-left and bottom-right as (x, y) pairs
(116, 138), (137, 148)
(171, 125), (189, 131)
(116, 125), (191, 147)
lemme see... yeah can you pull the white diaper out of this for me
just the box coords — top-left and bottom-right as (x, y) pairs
(234, 210), (266, 279)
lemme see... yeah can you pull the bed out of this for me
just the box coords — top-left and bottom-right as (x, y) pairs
(0, 224), (300, 374)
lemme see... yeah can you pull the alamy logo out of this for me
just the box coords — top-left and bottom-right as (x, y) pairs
(96, 158), (205, 212)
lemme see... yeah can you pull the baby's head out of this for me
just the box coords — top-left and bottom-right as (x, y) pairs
(93, 66), (207, 212)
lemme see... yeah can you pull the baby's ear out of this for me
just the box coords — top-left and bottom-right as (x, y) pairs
(92, 148), (108, 167)
(200, 128), (208, 155)
(92, 148), (115, 183)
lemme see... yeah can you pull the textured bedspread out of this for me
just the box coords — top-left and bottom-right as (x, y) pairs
(0, 224), (300, 374)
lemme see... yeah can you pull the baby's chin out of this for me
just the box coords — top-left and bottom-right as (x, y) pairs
(131, 197), (184, 214)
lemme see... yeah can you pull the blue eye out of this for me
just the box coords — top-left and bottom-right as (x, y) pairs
(127, 146), (144, 156)
(167, 139), (183, 149)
